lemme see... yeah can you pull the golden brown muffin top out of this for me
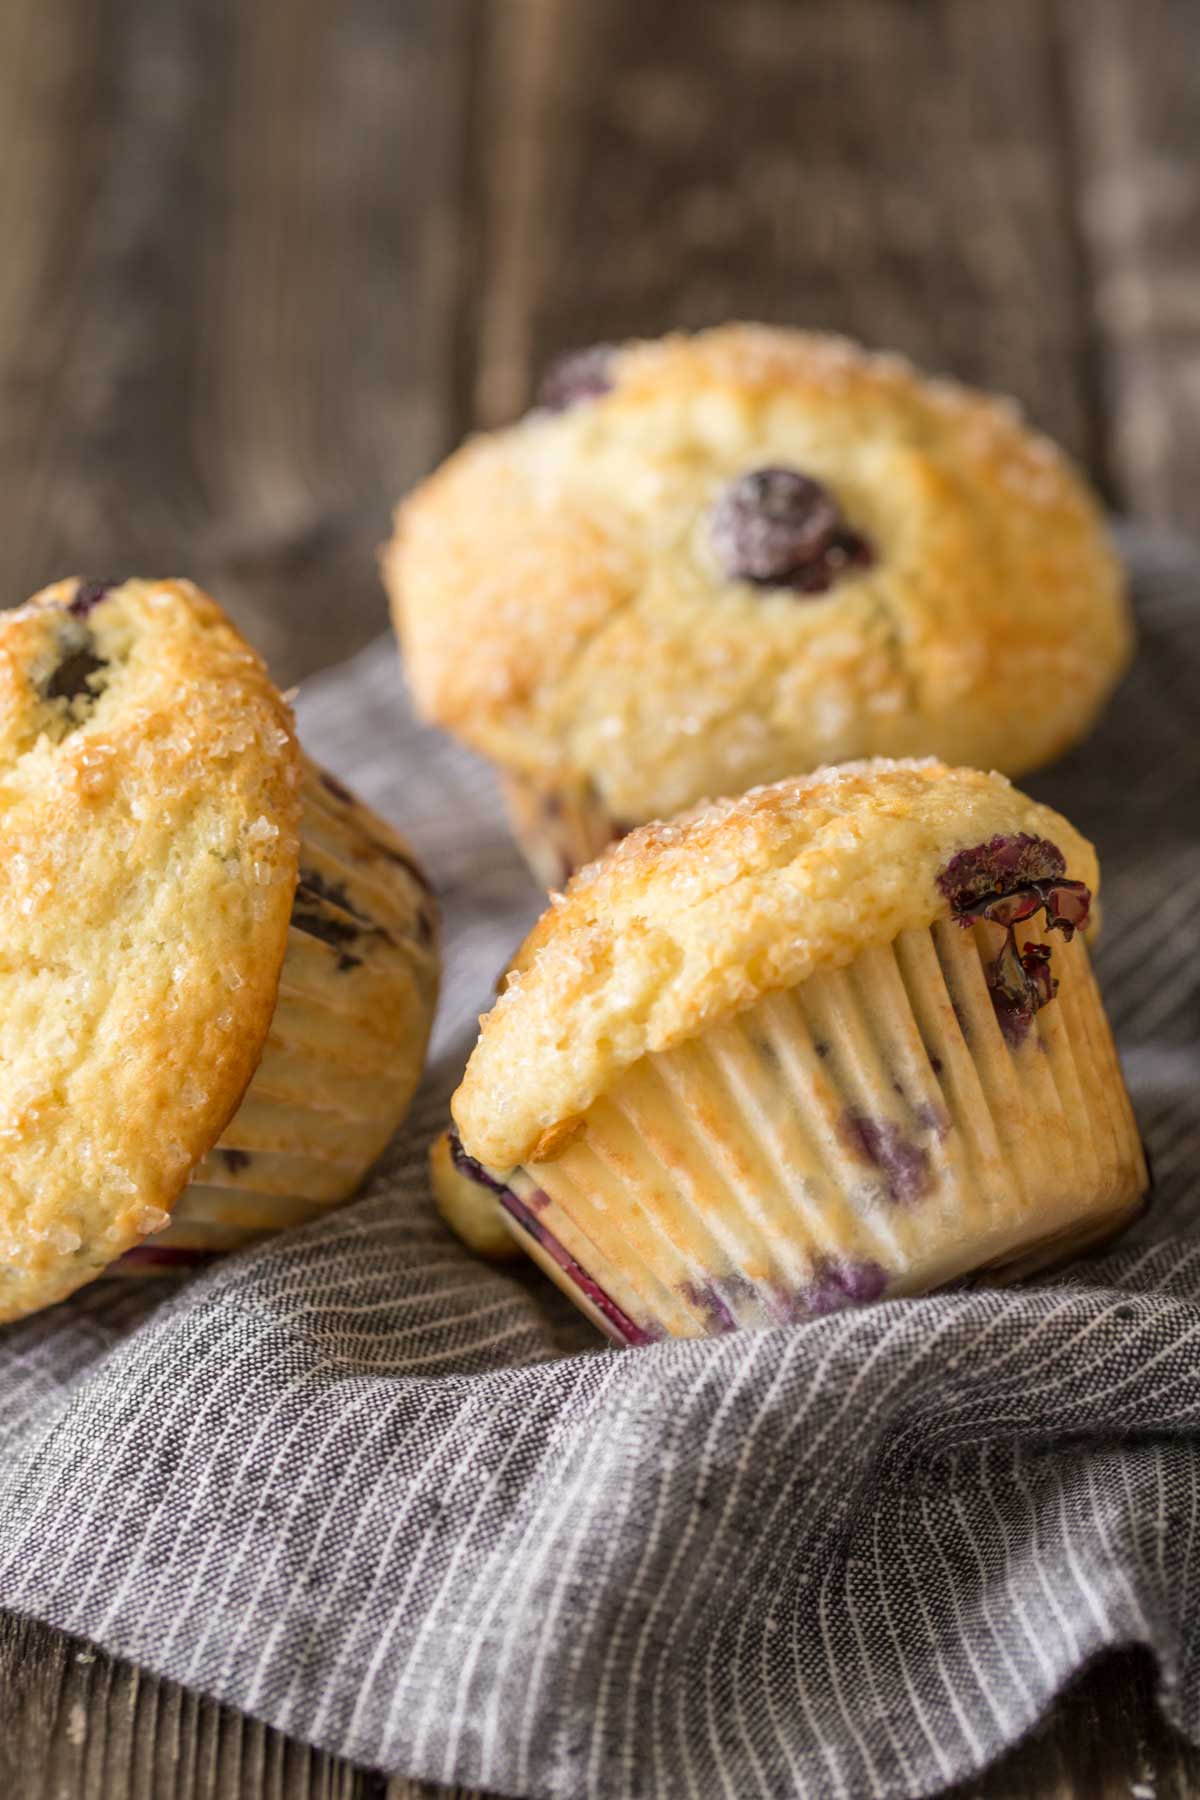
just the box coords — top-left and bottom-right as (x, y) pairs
(0, 578), (301, 1319)
(452, 759), (1098, 1168)
(388, 324), (1131, 823)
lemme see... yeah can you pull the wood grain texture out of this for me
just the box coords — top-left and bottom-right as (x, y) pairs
(0, 0), (478, 687)
(470, 0), (1099, 469)
(0, 1613), (367, 1799)
(1, 0), (1199, 1795)
(956, 1648), (1200, 1798)
(8, 1608), (1197, 1800)
(1059, 0), (1200, 532)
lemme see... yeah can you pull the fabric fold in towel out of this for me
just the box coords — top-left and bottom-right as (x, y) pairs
(1, 523), (1198, 1800)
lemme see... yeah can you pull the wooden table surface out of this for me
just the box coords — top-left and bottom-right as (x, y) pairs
(1, 1), (1197, 1794)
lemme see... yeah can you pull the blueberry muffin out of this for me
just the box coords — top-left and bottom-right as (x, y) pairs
(0, 578), (438, 1321)
(385, 325), (1132, 886)
(446, 760), (1146, 1343)
(429, 1128), (519, 1260)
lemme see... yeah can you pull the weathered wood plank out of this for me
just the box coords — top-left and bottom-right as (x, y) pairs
(1059, 0), (1200, 533)
(470, 0), (1099, 471)
(955, 1648), (1200, 1798)
(0, 0), (476, 688)
(7, 1605), (1199, 1800)
(0, 1612), (369, 1798)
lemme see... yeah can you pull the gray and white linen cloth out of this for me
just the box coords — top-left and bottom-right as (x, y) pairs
(1, 525), (1198, 1800)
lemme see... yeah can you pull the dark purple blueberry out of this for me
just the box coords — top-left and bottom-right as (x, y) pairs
(771, 1256), (888, 1323)
(222, 1148), (252, 1175)
(1043, 882), (1091, 936)
(937, 834), (1066, 912)
(1020, 943), (1055, 1009)
(836, 1259), (889, 1303)
(447, 1128), (516, 1200)
(937, 834), (1091, 1044)
(678, 1277), (752, 1335)
(291, 870), (401, 965)
(290, 902), (359, 952)
(989, 930), (1034, 1007)
(536, 343), (616, 412)
(118, 1244), (215, 1268)
(841, 1112), (932, 1206)
(45, 638), (107, 703)
(297, 867), (370, 923)
(68, 579), (119, 618)
(980, 890), (1042, 929)
(804, 1255), (888, 1315)
(710, 466), (874, 594)
(987, 938), (1059, 1047)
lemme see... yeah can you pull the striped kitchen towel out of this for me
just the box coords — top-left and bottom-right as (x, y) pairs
(1, 524), (1198, 1799)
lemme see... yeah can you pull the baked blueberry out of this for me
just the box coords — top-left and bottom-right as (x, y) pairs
(45, 632), (107, 704)
(0, 577), (440, 1321)
(447, 760), (1147, 1341)
(939, 833), (1092, 1042)
(536, 343), (616, 412)
(388, 325), (1132, 888)
(710, 466), (873, 593)
(68, 578), (119, 618)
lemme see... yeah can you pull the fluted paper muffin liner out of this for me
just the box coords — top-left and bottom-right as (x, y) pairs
(499, 772), (620, 889)
(116, 757), (439, 1269)
(458, 917), (1145, 1342)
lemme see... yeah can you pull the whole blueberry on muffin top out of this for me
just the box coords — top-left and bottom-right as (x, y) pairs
(387, 324), (1133, 886)
(710, 466), (874, 593)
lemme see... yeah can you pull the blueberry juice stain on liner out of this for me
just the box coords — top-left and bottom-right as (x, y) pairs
(937, 833), (1092, 1046)
(110, 760), (438, 1271)
(447, 1131), (656, 1347)
(501, 1189), (663, 1348)
(479, 906), (1144, 1339)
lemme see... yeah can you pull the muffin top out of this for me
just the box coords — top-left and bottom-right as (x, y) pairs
(388, 324), (1131, 823)
(452, 759), (1099, 1168)
(0, 578), (301, 1319)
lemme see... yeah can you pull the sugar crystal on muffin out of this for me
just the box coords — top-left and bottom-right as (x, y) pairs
(0, 577), (440, 1319)
(446, 759), (1147, 1342)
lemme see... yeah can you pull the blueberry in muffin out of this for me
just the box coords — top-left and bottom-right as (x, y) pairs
(445, 759), (1146, 1342)
(385, 324), (1133, 886)
(0, 578), (439, 1319)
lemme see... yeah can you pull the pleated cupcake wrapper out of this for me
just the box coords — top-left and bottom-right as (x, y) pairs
(491, 918), (1147, 1341)
(116, 757), (439, 1270)
(498, 772), (620, 889)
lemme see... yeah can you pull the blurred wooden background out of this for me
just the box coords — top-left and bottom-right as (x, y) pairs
(1, 0), (1198, 1795)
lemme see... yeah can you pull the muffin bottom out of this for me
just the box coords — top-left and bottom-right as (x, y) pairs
(498, 771), (622, 889)
(453, 918), (1147, 1342)
(115, 759), (439, 1271)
